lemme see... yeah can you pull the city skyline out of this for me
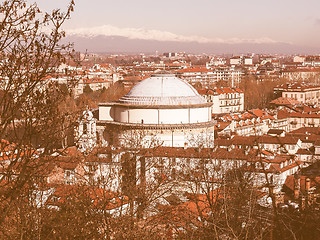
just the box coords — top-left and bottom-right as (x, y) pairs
(1, 1), (320, 238)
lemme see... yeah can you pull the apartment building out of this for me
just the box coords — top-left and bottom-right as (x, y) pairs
(281, 68), (320, 82)
(198, 87), (244, 114)
(215, 109), (279, 136)
(278, 110), (320, 132)
(229, 56), (253, 66)
(274, 83), (320, 106)
(176, 67), (244, 88)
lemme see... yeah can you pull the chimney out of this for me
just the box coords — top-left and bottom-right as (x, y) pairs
(294, 187), (299, 200)
(294, 175), (300, 200)
(300, 196), (306, 210)
(306, 177), (311, 192)
(306, 178), (311, 204)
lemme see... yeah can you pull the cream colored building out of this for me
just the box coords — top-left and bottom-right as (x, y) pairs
(97, 73), (215, 147)
(199, 87), (244, 114)
(274, 83), (320, 106)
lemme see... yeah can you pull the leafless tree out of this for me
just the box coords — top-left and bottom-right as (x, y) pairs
(0, 0), (80, 238)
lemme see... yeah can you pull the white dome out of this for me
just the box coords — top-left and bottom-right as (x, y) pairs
(119, 73), (206, 106)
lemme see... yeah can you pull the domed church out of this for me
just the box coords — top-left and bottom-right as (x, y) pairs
(97, 73), (215, 147)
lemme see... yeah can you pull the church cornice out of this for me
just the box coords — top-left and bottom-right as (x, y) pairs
(97, 120), (216, 130)
(98, 102), (212, 109)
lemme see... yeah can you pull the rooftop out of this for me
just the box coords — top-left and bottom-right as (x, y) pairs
(118, 73), (206, 106)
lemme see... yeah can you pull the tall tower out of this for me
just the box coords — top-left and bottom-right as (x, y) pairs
(75, 109), (97, 153)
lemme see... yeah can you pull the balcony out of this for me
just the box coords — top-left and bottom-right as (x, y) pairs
(220, 102), (241, 107)
(219, 96), (241, 100)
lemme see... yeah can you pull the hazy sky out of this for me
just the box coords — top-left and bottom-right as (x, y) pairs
(33, 0), (320, 48)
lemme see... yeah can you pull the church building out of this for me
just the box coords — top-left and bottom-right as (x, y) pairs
(96, 73), (215, 147)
